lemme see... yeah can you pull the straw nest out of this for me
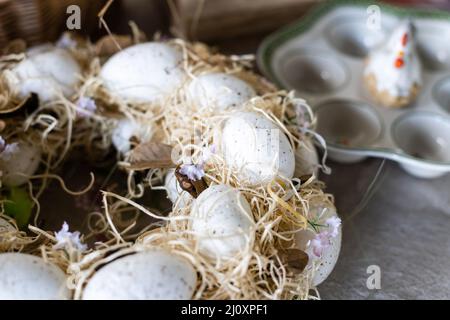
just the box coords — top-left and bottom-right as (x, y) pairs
(0, 27), (340, 300)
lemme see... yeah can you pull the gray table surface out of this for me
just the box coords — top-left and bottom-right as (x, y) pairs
(318, 159), (450, 300)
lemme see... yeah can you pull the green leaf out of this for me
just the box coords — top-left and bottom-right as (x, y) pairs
(3, 187), (33, 230)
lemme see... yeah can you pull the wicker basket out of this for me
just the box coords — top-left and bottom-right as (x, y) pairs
(0, 0), (106, 47)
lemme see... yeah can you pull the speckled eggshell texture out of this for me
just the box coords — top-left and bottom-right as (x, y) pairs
(219, 111), (295, 186)
(191, 184), (254, 259)
(0, 253), (70, 300)
(100, 42), (185, 103)
(82, 250), (197, 300)
(187, 73), (256, 110)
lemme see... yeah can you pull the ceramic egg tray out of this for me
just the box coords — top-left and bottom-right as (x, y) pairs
(257, 0), (450, 178)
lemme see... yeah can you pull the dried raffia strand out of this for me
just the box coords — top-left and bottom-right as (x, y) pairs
(0, 215), (36, 252)
(76, 43), (334, 297)
(0, 42), (117, 292)
(71, 144), (333, 300)
(0, 25), (337, 300)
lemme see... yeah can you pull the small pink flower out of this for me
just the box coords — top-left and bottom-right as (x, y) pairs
(326, 216), (341, 238)
(54, 222), (87, 252)
(309, 231), (331, 257)
(180, 163), (205, 181)
(308, 216), (341, 258)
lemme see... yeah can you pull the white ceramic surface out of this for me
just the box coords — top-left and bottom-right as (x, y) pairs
(258, 0), (450, 178)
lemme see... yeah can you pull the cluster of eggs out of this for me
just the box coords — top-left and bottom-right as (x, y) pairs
(0, 39), (340, 300)
(0, 44), (81, 187)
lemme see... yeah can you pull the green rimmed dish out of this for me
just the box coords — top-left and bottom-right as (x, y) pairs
(257, 0), (450, 178)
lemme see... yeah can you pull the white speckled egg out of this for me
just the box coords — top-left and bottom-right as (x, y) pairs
(294, 229), (316, 253)
(0, 253), (70, 299)
(164, 169), (192, 208)
(82, 250), (197, 300)
(191, 184), (254, 259)
(10, 45), (81, 102)
(312, 225), (341, 286)
(187, 73), (256, 110)
(100, 42), (185, 103)
(111, 118), (153, 154)
(218, 111), (295, 186)
(294, 207), (341, 286)
(0, 140), (41, 187)
(294, 138), (319, 177)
